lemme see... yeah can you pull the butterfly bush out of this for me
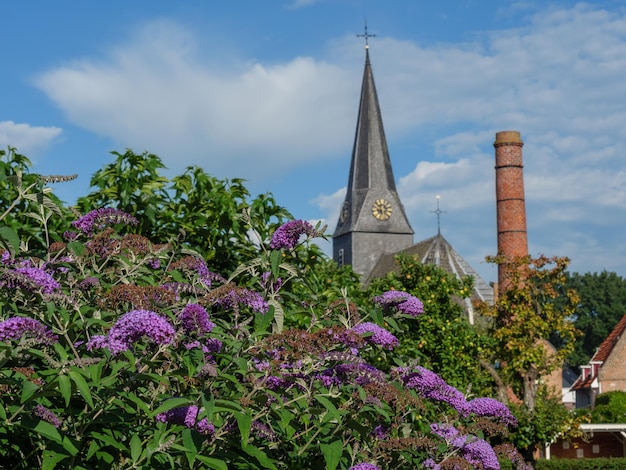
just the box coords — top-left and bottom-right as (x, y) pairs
(155, 405), (215, 436)
(269, 219), (319, 249)
(0, 203), (530, 469)
(350, 322), (398, 350)
(0, 316), (58, 344)
(373, 290), (424, 316)
(72, 208), (138, 235)
(87, 309), (176, 354)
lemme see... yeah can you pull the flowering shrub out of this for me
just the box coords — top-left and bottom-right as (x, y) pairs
(0, 197), (530, 468)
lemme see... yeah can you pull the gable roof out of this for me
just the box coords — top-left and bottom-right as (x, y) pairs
(571, 313), (626, 390)
(592, 314), (626, 363)
(366, 233), (495, 316)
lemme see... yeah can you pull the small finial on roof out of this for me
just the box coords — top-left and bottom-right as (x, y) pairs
(430, 195), (447, 235)
(356, 19), (376, 49)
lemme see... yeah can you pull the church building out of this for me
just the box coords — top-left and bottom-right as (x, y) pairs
(332, 42), (494, 319)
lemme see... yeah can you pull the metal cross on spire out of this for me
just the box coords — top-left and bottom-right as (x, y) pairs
(356, 20), (376, 49)
(430, 195), (447, 235)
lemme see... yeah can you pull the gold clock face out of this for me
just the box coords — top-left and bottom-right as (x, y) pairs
(372, 199), (392, 220)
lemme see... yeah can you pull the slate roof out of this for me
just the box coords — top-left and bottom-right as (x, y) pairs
(366, 232), (495, 307)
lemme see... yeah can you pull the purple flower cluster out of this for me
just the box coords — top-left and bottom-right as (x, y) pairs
(0, 317), (58, 344)
(184, 338), (223, 354)
(350, 322), (398, 350)
(430, 424), (499, 470)
(4, 266), (60, 294)
(156, 405), (214, 436)
(373, 290), (424, 317)
(87, 309), (176, 354)
(269, 220), (318, 250)
(466, 397), (518, 427)
(72, 208), (138, 236)
(349, 464), (381, 470)
(396, 366), (468, 413)
(214, 288), (269, 314)
(318, 362), (386, 387)
(462, 438), (500, 470)
(33, 404), (61, 428)
(179, 303), (215, 335)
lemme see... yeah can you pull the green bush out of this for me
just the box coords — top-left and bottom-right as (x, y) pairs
(536, 457), (626, 469)
(0, 154), (530, 469)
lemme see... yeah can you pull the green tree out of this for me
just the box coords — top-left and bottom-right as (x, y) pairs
(591, 391), (626, 423)
(76, 149), (292, 274)
(476, 255), (582, 463)
(563, 271), (626, 367)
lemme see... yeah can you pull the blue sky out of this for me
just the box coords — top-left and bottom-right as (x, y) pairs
(2, 0), (626, 283)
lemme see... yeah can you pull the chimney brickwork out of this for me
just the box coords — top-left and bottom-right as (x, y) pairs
(494, 130), (529, 292)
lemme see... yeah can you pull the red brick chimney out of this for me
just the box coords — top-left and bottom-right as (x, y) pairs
(494, 130), (528, 293)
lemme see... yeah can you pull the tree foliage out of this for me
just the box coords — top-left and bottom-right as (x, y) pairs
(562, 271), (626, 367)
(76, 150), (293, 275)
(591, 391), (626, 423)
(477, 255), (581, 412)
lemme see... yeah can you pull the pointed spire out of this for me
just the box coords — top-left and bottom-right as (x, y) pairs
(333, 38), (413, 279)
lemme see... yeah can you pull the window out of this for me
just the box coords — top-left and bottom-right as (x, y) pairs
(592, 445), (600, 454)
(338, 249), (344, 267)
(562, 441), (570, 449)
(576, 449), (584, 458)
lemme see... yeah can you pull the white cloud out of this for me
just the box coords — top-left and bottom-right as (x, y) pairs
(35, 20), (355, 180)
(0, 121), (62, 156)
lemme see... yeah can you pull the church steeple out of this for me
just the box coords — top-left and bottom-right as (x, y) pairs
(333, 42), (414, 279)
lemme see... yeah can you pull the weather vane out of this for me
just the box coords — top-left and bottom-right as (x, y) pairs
(430, 195), (446, 235)
(357, 19), (376, 49)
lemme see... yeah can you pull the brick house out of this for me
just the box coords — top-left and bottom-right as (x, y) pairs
(547, 314), (626, 459)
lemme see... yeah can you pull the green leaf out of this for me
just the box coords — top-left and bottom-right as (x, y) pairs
(234, 411), (252, 446)
(42, 450), (69, 470)
(242, 445), (277, 470)
(270, 250), (281, 278)
(151, 398), (192, 418)
(21, 378), (40, 404)
(321, 440), (344, 470)
(0, 226), (20, 256)
(130, 433), (142, 463)
(58, 375), (71, 407)
(69, 370), (94, 408)
(314, 395), (342, 424)
(270, 299), (284, 333)
(66, 241), (86, 257)
(196, 455), (229, 470)
(33, 420), (63, 443)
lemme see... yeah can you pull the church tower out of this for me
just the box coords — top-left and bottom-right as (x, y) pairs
(333, 42), (414, 279)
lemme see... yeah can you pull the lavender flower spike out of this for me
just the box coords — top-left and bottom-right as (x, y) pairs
(396, 366), (468, 414)
(466, 397), (517, 427)
(87, 309), (175, 354)
(0, 317), (58, 344)
(156, 404), (215, 436)
(179, 303), (215, 335)
(33, 404), (61, 428)
(350, 322), (398, 350)
(373, 290), (424, 317)
(72, 208), (138, 235)
(349, 464), (381, 470)
(6, 266), (60, 294)
(270, 220), (319, 250)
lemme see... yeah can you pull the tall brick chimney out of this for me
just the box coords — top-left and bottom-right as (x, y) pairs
(494, 130), (528, 293)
